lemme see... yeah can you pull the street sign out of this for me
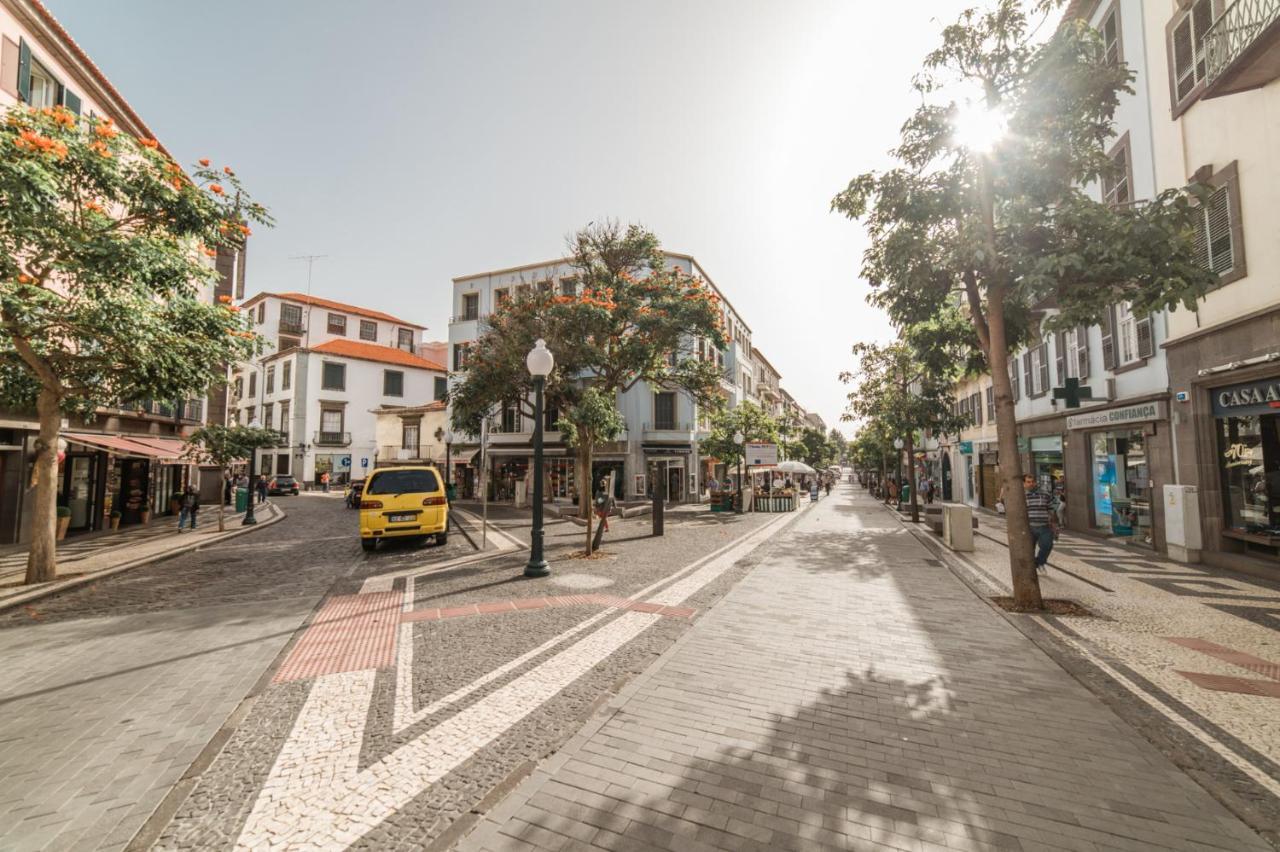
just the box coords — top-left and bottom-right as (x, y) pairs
(340, 455), (352, 468)
(745, 442), (778, 466)
(958, 441), (973, 454)
(360, 457), (369, 468)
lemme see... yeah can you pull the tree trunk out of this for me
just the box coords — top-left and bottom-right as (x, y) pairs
(25, 388), (62, 584)
(987, 304), (1044, 610)
(217, 467), (227, 532)
(905, 432), (920, 524)
(577, 441), (594, 556)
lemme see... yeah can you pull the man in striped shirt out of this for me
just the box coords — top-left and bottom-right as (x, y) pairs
(1024, 474), (1059, 572)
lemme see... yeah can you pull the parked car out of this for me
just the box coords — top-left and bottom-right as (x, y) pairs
(268, 475), (300, 496)
(345, 480), (364, 509)
(359, 465), (448, 551)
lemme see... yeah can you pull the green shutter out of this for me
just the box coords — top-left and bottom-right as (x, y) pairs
(61, 87), (81, 115)
(16, 38), (31, 103)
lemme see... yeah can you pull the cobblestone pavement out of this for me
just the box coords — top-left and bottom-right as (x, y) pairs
(462, 486), (1272, 852)
(911, 507), (1280, 843)
(0, 494), (476, 852)
(151, 498), (801, 850)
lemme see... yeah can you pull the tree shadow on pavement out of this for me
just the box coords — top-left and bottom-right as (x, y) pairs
(773, 530), (925, 579)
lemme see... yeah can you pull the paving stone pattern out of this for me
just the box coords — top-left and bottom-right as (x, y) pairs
(462, 487), (1271, 852)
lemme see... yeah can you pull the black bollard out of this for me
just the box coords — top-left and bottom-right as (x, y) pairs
(652, 494), (664, 536)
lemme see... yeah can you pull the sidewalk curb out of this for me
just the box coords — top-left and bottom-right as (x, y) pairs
(0, 502), (286, 615)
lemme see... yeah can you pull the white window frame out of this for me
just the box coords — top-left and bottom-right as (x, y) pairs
(1030, 348), (1045, 396)
(1116, 302), (1139, 365)
(1065, 328), (1081, 379)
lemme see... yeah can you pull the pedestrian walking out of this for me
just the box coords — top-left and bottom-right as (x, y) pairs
(594, 478), (614, 532)
(178, 485), (200, 531)
(223, 475), (233, 507)
(1023, 473), (1059, 572)
(320, 471), (331, 493)
(256, 475), (269, 505)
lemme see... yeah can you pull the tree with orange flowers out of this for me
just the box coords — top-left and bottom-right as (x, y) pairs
(450, 221), (727, 555)
(0, 105), (272, 584)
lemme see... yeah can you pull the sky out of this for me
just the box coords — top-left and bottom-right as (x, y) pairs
(48, 0), (963, 435)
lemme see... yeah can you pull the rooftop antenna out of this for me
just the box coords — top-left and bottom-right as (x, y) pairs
(289, 254), (327, 348)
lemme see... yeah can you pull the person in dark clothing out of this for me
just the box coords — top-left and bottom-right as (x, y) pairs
(178, 485), (200, 531)
(223, 476), (233, 507)
(256, 475), (269, 505)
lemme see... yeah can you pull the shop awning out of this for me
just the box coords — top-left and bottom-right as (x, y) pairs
(483, 447), (567, 457)
(449, 449), (478, 465)
(63, 431), (189, 462)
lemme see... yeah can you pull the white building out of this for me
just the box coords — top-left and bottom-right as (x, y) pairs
(232, 293), (446, 486)
(447, 252), (757, 504)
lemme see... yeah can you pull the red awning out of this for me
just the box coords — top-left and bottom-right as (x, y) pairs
(63, 432), (188, 462)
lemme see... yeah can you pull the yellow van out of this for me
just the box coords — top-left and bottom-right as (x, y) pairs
(359, 465), (449, 551)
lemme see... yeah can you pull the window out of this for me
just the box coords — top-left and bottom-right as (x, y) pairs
(278, 337), (300, 353)
(434, 376), (448, 401)
(1065, 328), (1081, 379)
(280, 303), (303, 330)
(282, 361), (292, 391)
(263, 402), (274, 430)
(1100, 3), (1121, 66)
(971, 392), (982, 425)
(516, 284), (531, 301)
(327, 313), (347, 335)
(258, 303), (267, 324)
(537, 280), (552, 294)
(360, 319), (377, 341)
(494, 288), (510, 306)
(453, 343), (470, 370)
(544, 403), (559, 431)
(1116, 302), (1139, 365)
(276, 454), (290, 475)
(265, 366), (275, 395)
(27, 56), (58, 108)
(367, 468), (439, 495)
(1169, 0), (1213, 108)
(1028, 345), (1050, 396)
(233, 376), (243, 399)
(397, 328), (414, 352)
(279, 401), (290, 442)
(1102, 134), (1132, 206)
(986, 387), (995, 422)
(500, 402), (519, 433)
(654, 392), (677, 430)
(1191, 163), (1244, 284)
(1009, 359), (1020, 401)
(320, 408), (344, 441)
(462, 293), (479, 321)
(402, 422), (420, 451)
(560, 278), (577, 297)
(248, 371), (257, 398)
(321, 361), (346, 390)
(245, 406), (255, 424)
(383, 370), (404, 397)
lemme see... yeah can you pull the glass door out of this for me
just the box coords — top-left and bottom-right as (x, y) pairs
(67, 455), (96, 531)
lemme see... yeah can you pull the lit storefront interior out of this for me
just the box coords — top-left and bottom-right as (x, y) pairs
(1213, 377), (1280, 557)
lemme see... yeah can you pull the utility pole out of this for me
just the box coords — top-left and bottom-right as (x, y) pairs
(289, 254), (327, 348)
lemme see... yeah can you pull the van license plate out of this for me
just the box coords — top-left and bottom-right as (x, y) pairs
(388, 513), (416, 523)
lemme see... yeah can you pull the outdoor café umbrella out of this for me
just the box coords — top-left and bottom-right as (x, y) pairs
(776, 460), (816, 475)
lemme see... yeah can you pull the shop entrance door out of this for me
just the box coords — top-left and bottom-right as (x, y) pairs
(942, 454), (953, 501)
(64, 455), (97, 532)
(980, 463), (1000, 510)
(667, 465), (685, 502)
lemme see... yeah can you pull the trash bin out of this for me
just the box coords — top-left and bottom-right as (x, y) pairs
(942, 504), (974, 551)
(235, 487), (248, 513)
(446, 483), (457, 502)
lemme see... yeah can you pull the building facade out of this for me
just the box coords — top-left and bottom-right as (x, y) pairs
(232, 294), (444, 487)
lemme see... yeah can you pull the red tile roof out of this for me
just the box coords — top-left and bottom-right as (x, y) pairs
(311, 339), (446, 371)
(244, 292), (426, 329)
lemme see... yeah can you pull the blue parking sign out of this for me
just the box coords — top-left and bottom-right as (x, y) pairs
(361, 457), (369, 468)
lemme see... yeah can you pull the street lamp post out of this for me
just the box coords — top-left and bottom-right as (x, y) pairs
(444, 429), (454, 503)
(524, 340), (554, 578)
(734, 430), (745, 514)
(893, 437), (905, 508)
(244, 417), (262, 526)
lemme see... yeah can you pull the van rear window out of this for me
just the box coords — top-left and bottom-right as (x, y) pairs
(366, 469), (440, 495)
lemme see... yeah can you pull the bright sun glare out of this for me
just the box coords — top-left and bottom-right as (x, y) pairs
(953, 104), (1008, 153)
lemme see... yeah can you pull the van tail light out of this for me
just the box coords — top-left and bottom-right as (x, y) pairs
(422, 496), (447, 506)
(360, 500), (383, 509)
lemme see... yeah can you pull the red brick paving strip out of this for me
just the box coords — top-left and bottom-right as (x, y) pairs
(273, 591), (402, 683)
(1164, 637), (1280, 681)
(400, 593), (695, 623)
(1175, 671), (1280, 698)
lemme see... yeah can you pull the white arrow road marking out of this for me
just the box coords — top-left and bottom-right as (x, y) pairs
(237, 508), (803, 850)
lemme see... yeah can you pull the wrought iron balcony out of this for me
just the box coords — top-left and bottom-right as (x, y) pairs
(278, 319), (305, 335)
(643, 421), (694, 437)
(313, 430), (351, 447)
(1204, 0), (1280, 96)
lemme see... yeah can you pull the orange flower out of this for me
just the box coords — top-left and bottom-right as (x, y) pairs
(217, 294), (232, 303)
(93, 123), (118, 139)
(209, 184), (224, 195)
(238, 224), (251, 236)
(199, 158), (210, 167)
(139, 138), (159, 149)
(17, 274), (31, 284)
(223, 166), (234, 175)
(171, 178), (183, 191)
(85, 200), (103, 212)
(51, 108), (75, 127)
(227, 305), (241, 312)
(204, 247), (217, 257)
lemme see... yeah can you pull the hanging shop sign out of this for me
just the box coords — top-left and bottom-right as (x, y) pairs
(1211, 377), (1280, 418)
(745, 442), (778, 466)
(1066, 401), (1165, 431)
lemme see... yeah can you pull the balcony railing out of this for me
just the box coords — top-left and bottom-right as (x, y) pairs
(643, 422), (694, 435)
(450, 313), (481, 323)
(1204, 0), (1280, 93)
(278, 319), (305, 335)
(379, 445), (441, 463)
(313, 430), (352, 447)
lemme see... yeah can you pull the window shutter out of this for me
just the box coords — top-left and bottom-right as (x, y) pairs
(1038, 342), (1050, 393)
(973, 393), (982, 426)
(1101, 307), (1116, 370)
(1054, 332), (1066, 385)
(1009, 358), (1020, 401)
(61, 88), (82, 115)
(1023, 352), (1033, 398)
(1136, 313), (1154, 359)
(1103, 8), (1120, 65)
(1077, 326), (1090, 379)
(16, 38), (31, 103)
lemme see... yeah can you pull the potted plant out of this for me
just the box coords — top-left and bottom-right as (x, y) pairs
(140, 502), (152, 526)
(109, 510), (122, 531)
(56, 505), (71, 540)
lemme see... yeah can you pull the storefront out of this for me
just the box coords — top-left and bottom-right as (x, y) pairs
(61, 432), (191, 531)
(1212, 377), (1280, 556)
(1066, 401), (1168, 550)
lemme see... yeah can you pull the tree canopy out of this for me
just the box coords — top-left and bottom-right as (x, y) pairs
(698, 400), (779, 466)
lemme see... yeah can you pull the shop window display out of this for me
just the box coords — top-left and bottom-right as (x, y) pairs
(1219, 415), (1280, 536)
(1091, 431), (1152, 546)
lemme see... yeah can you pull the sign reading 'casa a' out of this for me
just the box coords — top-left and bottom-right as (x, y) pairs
(1212, 378), (1280, 417)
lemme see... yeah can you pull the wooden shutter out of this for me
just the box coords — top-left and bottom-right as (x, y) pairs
(1054, 332), (1066, 385)
(1076, 326), (1090, 379)
(973, 393), (982, 425)
(1136, 313), (1154, 359)
(61, 87), (81, 115)
(1037, 343), (1050, 393)
(1101, 307), (1116, 370)
(1102, 6), (1120, 65)
(16, 38), (31, 103)
(0, 38), (19, 98)
(1023, 352), (1033, 397)
(1009, 358), (1020, 401)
